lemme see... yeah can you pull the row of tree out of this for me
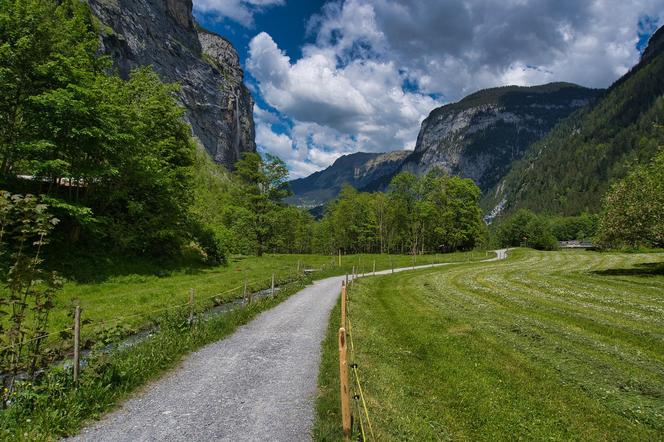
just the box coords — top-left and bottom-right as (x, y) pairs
(314, 173), (485, 254)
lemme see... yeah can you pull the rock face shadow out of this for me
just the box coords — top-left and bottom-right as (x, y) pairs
(592, 262), (664, 277)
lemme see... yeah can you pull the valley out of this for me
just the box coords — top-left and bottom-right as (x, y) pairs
(0, 1), (663, 441)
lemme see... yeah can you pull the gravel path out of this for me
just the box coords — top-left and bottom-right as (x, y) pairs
(71, 251), (507, 442)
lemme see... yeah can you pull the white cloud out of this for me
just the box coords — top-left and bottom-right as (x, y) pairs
(193, 0), (284, 27)
(245, 0), (664, 178)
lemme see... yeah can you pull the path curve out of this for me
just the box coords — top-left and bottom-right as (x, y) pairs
(71, 250), (507, 441)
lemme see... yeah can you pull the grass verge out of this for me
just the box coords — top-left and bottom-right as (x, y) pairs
(0, 276), (309, 441)
(314, 249), (664, 441)
(11, 251), (490, 356)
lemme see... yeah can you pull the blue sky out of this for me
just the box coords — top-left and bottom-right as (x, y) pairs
(193, 1), (663, 179)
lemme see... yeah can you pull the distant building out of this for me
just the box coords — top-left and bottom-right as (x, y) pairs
(559, 240), (595, 249)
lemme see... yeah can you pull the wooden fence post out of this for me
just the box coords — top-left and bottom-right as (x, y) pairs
(73, 305), (81, 385)
(390, 255), (393, 273)
(189, 288), (195, 324)
(297, 260), (301, 273)
(338, 327), (351, 439)
(373, 259), (376, 276)
(244, 279), (248, 303)
(271, 273), (275, 297)
(339, 249), (342, 267)
(341, 283), (347, 328)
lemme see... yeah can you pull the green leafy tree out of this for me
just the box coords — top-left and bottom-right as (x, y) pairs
(232, 152), (291, 256)
(598, 147), (664, 248)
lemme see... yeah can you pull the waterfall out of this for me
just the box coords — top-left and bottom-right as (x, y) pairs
(233, 90), (241, 159)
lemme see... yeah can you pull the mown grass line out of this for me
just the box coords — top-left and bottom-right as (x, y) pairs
(314, 249), (664, 441)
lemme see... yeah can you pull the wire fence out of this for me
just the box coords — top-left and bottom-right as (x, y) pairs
(0, 259), (321, 389)
(340, 275), (376, 441)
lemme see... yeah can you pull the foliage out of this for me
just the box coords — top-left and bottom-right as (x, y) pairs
(597, 147), (664, 248)
(229, 152), (292, 256)
(549, 213), (599, 241)
(316, 172), (485, 254)
(0, 191), (61, 404)
(0, 0), (216, 260)
(495, 209), (558, 250)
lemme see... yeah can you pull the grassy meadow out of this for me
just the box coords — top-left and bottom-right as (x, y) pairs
(25, 251), (488, 353)
(314, 249), (664, 441)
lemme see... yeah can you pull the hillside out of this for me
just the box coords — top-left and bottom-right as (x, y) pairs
(89, 0), (255, 168)
(287, 150), (410, 207)
(401, 82), (601, 192)
(289, 82), (600, 207)
(485, 25), (664, 216)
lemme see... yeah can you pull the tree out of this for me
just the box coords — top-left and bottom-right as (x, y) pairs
(232, 152), (291, 256)
(496, 209), (557, 250)
(598, 147), (664, 248)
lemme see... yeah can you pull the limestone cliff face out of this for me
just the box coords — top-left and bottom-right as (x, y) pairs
(402, 82), (601, 191)
(88, 0), (255, 168)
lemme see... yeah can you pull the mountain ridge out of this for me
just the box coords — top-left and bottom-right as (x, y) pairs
(484, 24), (664, 216)
(289, 82), (600, 207)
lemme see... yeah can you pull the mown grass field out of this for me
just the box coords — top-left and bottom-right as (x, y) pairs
(30, 251), (487, 351)
(314, 249), (664, 441)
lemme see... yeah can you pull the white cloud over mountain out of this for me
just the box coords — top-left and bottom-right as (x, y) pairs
(243, 0), (664, 179)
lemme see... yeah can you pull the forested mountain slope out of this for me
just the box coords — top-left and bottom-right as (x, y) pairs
(289, 83), (600, 207)
(485, 25), (664, 216)
(402, 82), (601, 191)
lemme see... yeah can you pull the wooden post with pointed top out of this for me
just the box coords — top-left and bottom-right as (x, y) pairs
(271, 273), (275, 297)
(243, 278), (248, 303)
(338, 327), (350, 439)
(338, 249), (342, 267)
(73, 305), (81, 385)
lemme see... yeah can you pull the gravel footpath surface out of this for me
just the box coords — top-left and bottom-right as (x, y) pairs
(70, 251), (507, 442)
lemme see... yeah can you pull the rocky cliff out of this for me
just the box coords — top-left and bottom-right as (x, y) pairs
(287, 150), (410, 207)
(402, 83), (601, 191)
(88, 0), (255, 168)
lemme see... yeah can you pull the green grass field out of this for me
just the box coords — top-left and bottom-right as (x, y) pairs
(314, 249), (664, 441)
(21, 251), (487, 352)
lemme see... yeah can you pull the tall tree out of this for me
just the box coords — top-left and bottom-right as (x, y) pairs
(233, 152), (291, 256)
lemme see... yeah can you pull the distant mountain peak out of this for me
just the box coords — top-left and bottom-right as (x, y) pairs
(287, 151), (410, 207)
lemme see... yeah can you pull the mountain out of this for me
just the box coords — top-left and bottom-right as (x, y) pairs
(89, 0), (255, 168)
(402, 82), (602, 192)
(485, 25), (664, 217)
(290, 82), (600, 207)
(287, 150), (410, 207)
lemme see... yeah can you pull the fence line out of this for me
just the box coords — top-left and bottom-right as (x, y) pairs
(339, 278), (375, 441)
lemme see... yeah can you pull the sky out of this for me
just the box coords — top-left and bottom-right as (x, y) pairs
(193, 0), (664, 179)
